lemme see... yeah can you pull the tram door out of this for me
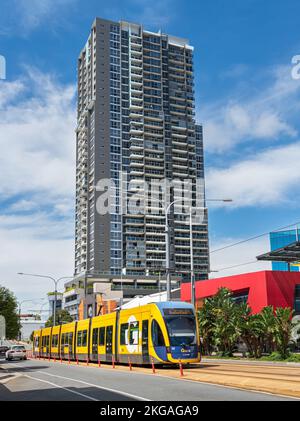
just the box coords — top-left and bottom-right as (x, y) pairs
(106, 325), (113, 362)
(142, 319), (149, 363)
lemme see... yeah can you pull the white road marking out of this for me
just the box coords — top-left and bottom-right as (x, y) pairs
(21, 374), (98, 401)
(34, 370), (150, 401)
(4, 361), (149, 401)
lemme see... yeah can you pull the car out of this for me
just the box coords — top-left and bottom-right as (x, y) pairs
(5, 345), (27, 361)
(0, 346), (9, 357)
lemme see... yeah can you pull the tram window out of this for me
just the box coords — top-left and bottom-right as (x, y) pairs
(99, 327), (105, 346)
(52, 335), (58, 347)
(82, 330), (87, 347)
(92, 328), (99, 346)
(129, 322), (139, 345)
(120, 323), (128, 345)
(152, 320), (165, 347)
(62, 333), (66, 346)
(77, 331), (82, 347)
(68, 333), (73, 346)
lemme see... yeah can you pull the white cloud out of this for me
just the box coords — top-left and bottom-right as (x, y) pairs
(0, 224), (74, 310)
(209, 236), (271, 279)
(206, 142), (300, 207)
(202, 64), (300, 153)
(0, 68), (76, 309)
(0, 68), (76, 207)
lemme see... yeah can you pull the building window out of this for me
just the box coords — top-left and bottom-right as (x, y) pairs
(294, 285), (300, 315)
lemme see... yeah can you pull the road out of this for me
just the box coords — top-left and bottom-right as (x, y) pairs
(0, 358), (296, 401)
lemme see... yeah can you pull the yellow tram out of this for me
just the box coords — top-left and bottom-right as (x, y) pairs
(33, 301), (200, 365)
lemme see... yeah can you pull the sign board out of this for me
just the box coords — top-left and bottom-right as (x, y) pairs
(0, 315), (6, 340)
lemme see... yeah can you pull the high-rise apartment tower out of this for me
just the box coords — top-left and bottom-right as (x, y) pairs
(75, 18), (209, 282)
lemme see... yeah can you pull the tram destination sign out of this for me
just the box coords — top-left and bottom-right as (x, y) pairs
(163, 309), (194, 316)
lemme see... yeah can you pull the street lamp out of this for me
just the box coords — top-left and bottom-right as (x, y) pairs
(165, 199), (183, 301)
(165, 198), (232, 306)
(17, 298), (44, 340)
(189, 199), (233, 308)
(17, 273), (73, 326)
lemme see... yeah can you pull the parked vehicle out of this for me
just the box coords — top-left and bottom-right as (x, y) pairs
(0, 346), (9, 357)
(5, 345), (27, 361)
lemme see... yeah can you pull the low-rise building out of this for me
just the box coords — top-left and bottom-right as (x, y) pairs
(64, 272), (181, 320)
(20, 315), (45, 341)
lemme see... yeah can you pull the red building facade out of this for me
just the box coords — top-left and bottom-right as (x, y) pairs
(181, 271), (300, 314)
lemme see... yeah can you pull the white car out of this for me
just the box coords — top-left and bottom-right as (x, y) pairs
(5, 345), (27, 361)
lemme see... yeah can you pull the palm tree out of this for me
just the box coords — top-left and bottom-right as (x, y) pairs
(274, 307), (298, 359)
(198, 288), (240, 356)
(260, 306), (276, 354)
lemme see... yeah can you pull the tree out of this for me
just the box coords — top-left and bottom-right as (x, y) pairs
(198, 288), (241, 357)
(238, 304), (265, 358)
(273, 307), (298, 359)
(45, 309), (73, 327)
(0, 285), (20, 339)
(197, 302), (214, 355)
(260, 306), (276, 353)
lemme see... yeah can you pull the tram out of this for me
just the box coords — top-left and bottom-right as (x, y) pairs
(33, 301), (200, 365)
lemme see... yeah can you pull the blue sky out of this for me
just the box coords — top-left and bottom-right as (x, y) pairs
(1, 0), (300, 311)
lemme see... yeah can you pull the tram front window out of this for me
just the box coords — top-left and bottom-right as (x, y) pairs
(165, 316), (196, 347)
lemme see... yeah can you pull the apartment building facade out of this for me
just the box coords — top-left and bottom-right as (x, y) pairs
(75, 18), (209, 283)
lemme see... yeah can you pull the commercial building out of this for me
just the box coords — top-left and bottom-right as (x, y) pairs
(75, 17), (209, 286)
(181, 270), (300, 315)
(270, 229), (300, 272)
(63, 272), (181, 320)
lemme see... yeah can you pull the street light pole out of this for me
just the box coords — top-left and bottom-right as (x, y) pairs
(165, 199), (183, 301)
(189, 199), (233, 308)
(190, 208), (195, 308)
(17, 298), (44, 340)
(17, 273), (73, 326)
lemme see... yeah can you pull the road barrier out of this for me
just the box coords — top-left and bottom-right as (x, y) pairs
(128, 356), (132, 371)
(151, 357), (156, 374)
(179, 360), (184, 377)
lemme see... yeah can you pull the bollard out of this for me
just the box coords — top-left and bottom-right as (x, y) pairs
(48, 355), (50, 362)
(60, 356), (62, 364)
(86, 356), (89, 366)
(151, 357), (156, 374)
(98, 358), (101, 368)
(76, 357), (79, 365)
(54, 356), (56, 363)
(112, 356), (115, 369)
(128, 356), (132, 371)
(68, 354), (70, 365)
(179, 360), (184, 377)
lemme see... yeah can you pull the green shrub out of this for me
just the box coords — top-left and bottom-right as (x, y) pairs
(260, 352), (285, 361)
(285, 354), (300, 363)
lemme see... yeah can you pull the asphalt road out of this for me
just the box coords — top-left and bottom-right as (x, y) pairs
(0, 358), (296, 401)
